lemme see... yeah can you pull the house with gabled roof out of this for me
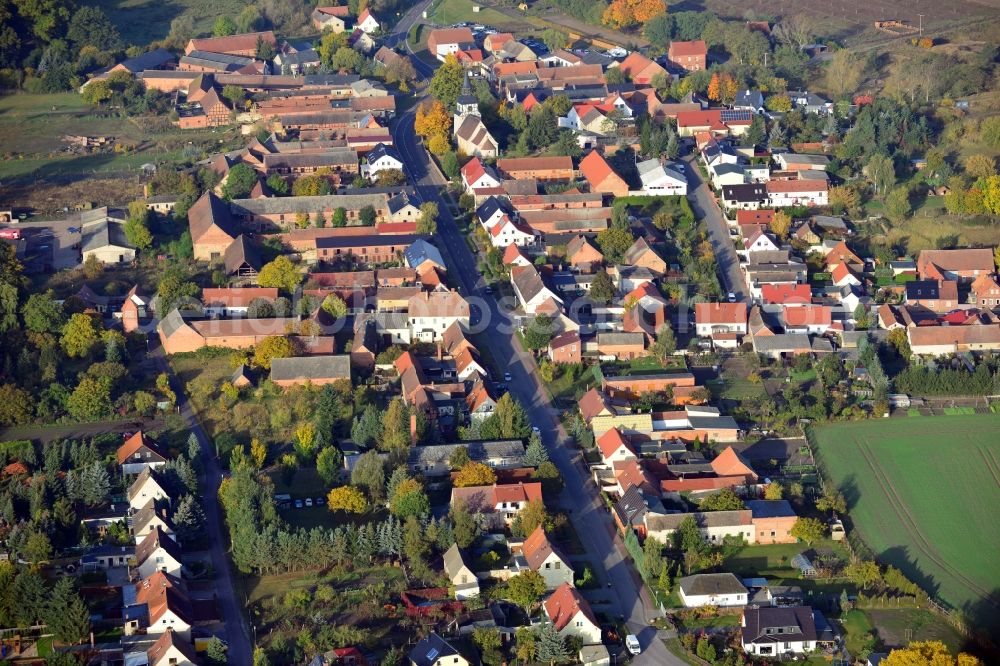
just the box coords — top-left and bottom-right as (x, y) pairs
(188, 191), (238, 261)
(118, 432), (168, 475)
(580, 150), (629, 197)
(677, 109), (753, 137)
(623, 237), (666, 274)
(270, 355), (352, 387)
(617, 52), (668, 86)
(132, 498), (176, 545)
(135, 526), (183, 579)
(312, 5), (351, 32)
(125, 572), (193, 641)
(408, 290), (470, 342)
(489, 215), (538, 248)
(443, 543), (480, 599)
(455, 114), (498, 158)
(449, 482), (543, 529)
(637, 159), (688, 195)
(427, 28), (475, 61)
(917, 248), (995, 282)
(409, 633), (470, 666)
(147, 629), (198, 666)
(565, 234), (604, 273)
(597, 428), (637, 464)
(503, 243), (533, 268)
(679, 573), (748, 607)
(128, 467), (171, 511)
(972, 272), (1000, 308)
(521, 526), (574, 589)
(461, 157), (502, 194)
(356, 8), (380, 33)
(695, 302), (748, 343)
(741, 606), (818, 656)
(668, 40), (707, 71)
(510, 264), (563, 315)
(185, 31), (276, 57)
(543, 583), (602, 644)
(548, 330), (582, 364)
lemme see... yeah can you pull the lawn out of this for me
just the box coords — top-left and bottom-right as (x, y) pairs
(722, 540), (849, 580)
(428, 0), (525, 30)
(86, 0), (248, 45)
(811, 415), (1000, 635)
(705, 377), (766, 401)
(864, 607), (967, 652)
(839, 609), (875, 656)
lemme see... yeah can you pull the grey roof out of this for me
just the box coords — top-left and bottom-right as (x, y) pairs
(231, 193), (388, 216)
(688, 415), (739, 430)
(713, 163), (746, 177)
(367, 142), (403, 166)
(302, 74), (360, 86)
(777, 152), (830, 166)
(745, 500), (796, 519)
(374, 312), (409, 329)
(181, 50), (256, 70)
(408, 440), (525, 467)
(679, 573), (747, 597)
(263, 151), (357, 169)
(476, 196), (510, 223)
(752, 333), (812, 352)
(613, 486), (648, 527)
(410, 633), (459, 666)
(158, 309), (189, 339)
(277, 49), (320, 66)
(316, 234), (420, 250)
(597, 332), (646, 346)
(81, 220), (134, 252)
(443, 543), (472, 579)
(118, 48), (175, 73)
(741, 606), (817, 644)
(387, 191), (419, 215)
(403, 238), (444, 269)
(646, 510), (751, 531)
(733, 89), (764, 109)
(269, 355), (351, 382)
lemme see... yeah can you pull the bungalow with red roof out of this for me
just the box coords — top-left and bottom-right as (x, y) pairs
(543, 583), (602, 644)
(676, 109), (753, 137)
(668, 40), (707, 71)
(783, 304), (832, 334)
(767, 178), (829, 207)
(580, 150), (629, 197)
(761, 283), (811, 309)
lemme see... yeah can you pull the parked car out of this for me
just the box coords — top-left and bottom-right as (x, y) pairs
(294, 499), (304, 508)
(531, 426), (541, 435)
(305, 498), (314, 507)
(316, 496), (326, 506)
(727, 292), (737, 302)
(626, 635), (641, 655)
(503, 372), (512, 381)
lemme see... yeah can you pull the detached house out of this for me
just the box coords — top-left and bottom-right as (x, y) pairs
(917, 248), (995, 282)
(668, 40), (707, 71)
(521, 526), (574, 589)
(427, 27), (475, 61)
(365, 142), (405, 179)
(543, 583), (602, 645)
(126, 572), (193, 641)
(188, 191), (238, 261)
(741, 606), (818, 656)
(623, 237), (667, 274)
(461, 157), (501, 193)
(449, 482), (543, 530)
(132, 499), (175, 545)
(147, 630), (198, 666)
(679, 573), (748, 608)
(511, 265), (563, 315)
(117, 432), (168, 475)
(676, 109), (752, 137)
(312, 5), (350, 32)
(695, 302), (748, 344)
(548, 330), (582, 364)
(972, 273), (1000, 308)
(617, 52), (668, 86)
(443, 544), (480, 599)
(356, 8), (380, 33)
(767, 179), (829, 207)
(409, 633), (470, 666)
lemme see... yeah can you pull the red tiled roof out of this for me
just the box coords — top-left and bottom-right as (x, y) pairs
(710, 446), (757, 479)
(521, 525), (568, 571)
(669, 40), (707, 57)
(544, 583), (598, 631)
(116, 432), (166, 465)
(695, 302), (747, 325)
(578, 388), (612, 422)
(736, 209), (775, 225)
(767, 179), (829, 193)
(784, 304), (832, 327)
(597, 427), (634, 460)
(578, 150), (616, 188)
(761, 283), (811, 305)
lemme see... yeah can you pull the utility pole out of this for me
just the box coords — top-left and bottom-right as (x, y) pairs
(918, 14), (924, 37)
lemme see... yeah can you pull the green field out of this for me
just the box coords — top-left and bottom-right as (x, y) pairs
(811, 415), (1000, 633)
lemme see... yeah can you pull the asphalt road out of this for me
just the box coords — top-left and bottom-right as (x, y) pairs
(152, 347), (254, 666)
(682, 153), (746, 303)
(387, 20), (682, 662)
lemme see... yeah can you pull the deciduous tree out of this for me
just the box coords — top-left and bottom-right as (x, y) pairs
(454, 461), (497, 487)
(257, 256), (301, 293)
(327, 486), (368, 513)
(699, 488), (745, 511)
(61, 313), (99, 358)
(790, 516), (826, 545)
(506, 570), (546, 611)
(252, 336), (294, 370)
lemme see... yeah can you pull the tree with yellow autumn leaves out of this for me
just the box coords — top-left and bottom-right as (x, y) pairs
(602, 0), (666, 29)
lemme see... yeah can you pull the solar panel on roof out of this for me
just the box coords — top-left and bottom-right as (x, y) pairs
(720, 109), (752, 122)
